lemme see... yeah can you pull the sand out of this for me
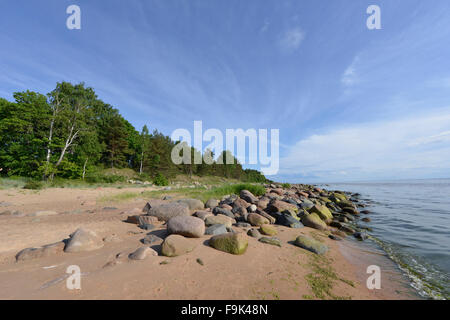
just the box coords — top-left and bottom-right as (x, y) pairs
(0, 187), (419, 300)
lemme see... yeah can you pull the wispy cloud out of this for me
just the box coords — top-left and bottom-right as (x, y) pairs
(278, 27), (305, 52)
(280, 108), (450, 181)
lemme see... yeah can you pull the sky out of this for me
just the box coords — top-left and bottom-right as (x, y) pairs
(1, 0), (450, 182)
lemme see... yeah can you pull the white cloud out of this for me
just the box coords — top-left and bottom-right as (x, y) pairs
(280, 109), (450, 180)
(341, 56), (360, 86)
(279, 27), (305, 52)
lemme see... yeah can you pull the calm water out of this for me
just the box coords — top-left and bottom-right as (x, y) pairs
(319, 179), (450, 300)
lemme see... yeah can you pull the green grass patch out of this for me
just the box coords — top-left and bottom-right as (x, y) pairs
(304, 254), (354, 300)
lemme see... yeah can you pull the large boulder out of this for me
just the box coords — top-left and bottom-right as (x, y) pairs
(294, 235), (328, 255)
(247, 213), (269, 226)
(176, 199), (204, 211)
(233, 198), (250, 209)
(167, 216), (205, 238)
(257, 197), (270, 210)
(272, 212), (303, 228)
(301, 213), (327, 231)
(147, 202), (190, 221)
(205, 215), (235, 228)
(240, 190), (259, 204)
(16, 242), (65, 262)
(256, 209), (276, 224)
(309, 204), (333, 223)
(205, 199), (219, 209)
(209, 233), (248, 255)
(64, 228), (104, 253)
(266, 200), (298, 216)
(161, 235), (196, 257)
(213, 207), (235, 219)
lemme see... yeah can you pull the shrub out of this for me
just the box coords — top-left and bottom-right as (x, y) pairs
(281, 183), (291, 188)
(153, 173), (169, 186)
(23, 180), (44, 190)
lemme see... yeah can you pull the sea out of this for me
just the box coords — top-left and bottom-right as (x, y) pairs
(318, 178), (450, 300)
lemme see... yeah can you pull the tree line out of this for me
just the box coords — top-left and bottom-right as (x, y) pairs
(0, 82), (267, 184)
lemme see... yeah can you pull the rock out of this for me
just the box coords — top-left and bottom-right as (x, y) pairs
(205, 224), (228, 236)
(16, 242), (65, 262)
(331, 229), (347, 238)
(328, 234), (342, 241)
(340, 225), (356, 234)
(147, 202), (190, 222)
(129, 247), (158, 260)
(299, 200), (314, 210)
(139, 215), (159, 225)
(193, 210), (213, 220)
(361, 210), (371, 214)
(236, 222), (251, 228)
(142, 234), (163, 245)
(139, 223), (155, 231)
(294, 235), (328, 255)
(205, 199), (219, 209)
(247, 213), (269, 226)
(126, 215), (141, 224)
(209, 232), (248, 255)
(248, 204), (257, 212)
(102, 207), (117, 211)
(271, 188), (284, 196)
(330, 221), (343, 228)
(256, 209), (276, 224)
(167, 216), (205, 238)
(219, 203), (233, 210)
(213, 207), (235, 219)
(196, 258), (204, 266)
(273, 212), (303, 228)
(205, 215), (235, 228)
(0, 202), (12, 207)
(342, 207), (359, 215)
(162, 195), (172, 200)
(309, 205), (333, 222)
(260, 224), (277, 236)
(362, 217), (371, 223)
(176, 199), (204, 211)
(64, 228), (104, 253)
(30, 211), (58, 217)
(354, 232), (368, 241)
(257, 198), (270, 210)
(258, 237), (282, 247)
(233, 198), (250, 209)
(161, 235), (196, 257)
(301, 213), (327, 231)
(240, 189), (259, 204)
(247, 228), (262, 238)
(267, 200), (298, 217)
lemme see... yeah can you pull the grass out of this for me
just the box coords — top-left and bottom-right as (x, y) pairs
(100, 183), (266, 203)
(304, 253), (354, 300)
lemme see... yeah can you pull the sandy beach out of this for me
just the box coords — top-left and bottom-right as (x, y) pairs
(0, 186), (418, 300)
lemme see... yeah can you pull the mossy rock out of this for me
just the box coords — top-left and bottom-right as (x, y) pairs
(209, 233), (248, 255)
(258, 237), (282, 247)
(333, 192), (348, 202)
(260, 224), (277, 236)
(301, 213), (327, 231)
(294, 235), (328, 255)
(309, 204), (333, 222)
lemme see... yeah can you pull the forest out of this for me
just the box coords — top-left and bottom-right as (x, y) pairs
(0, 82), (267, 185)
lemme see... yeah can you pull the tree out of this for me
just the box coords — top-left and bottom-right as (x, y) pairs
(138, 125), (150, 175)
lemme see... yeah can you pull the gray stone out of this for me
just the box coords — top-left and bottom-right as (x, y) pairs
(129, 247), (158, 260)
(205, 224), (228, 236)
(176, 199), (204, 211)
(64, 228), (104, 253)
(294, 235), (328, 255)
(213, 207), (235, 219)
(16, 242), (65, 261)
(205, 199), (219, 209)
(161, 235), (196, 257)
(167, 215), (205, 238)
(147, 202), (190, 222)
(142, 234), (163, 245)
(247, 228), (262, 238)
(240, 190), (259, 204)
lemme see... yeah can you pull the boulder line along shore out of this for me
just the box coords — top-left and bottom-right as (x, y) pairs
(0, 183), (417, 300)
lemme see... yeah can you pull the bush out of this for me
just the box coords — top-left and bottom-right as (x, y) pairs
(232, 183), (266, 196)
(84, 173), (127, 184)
(23, 180), (44, 190)
(153, 173), (169, 186)
(281, 183), (291, 188)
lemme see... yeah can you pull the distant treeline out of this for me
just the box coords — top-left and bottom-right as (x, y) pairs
(0, 82), (267, 184)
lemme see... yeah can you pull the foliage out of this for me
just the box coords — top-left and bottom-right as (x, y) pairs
(153, 173), (169, 186)
(0, 82), (267, 184)
(23, 180), (44, 190)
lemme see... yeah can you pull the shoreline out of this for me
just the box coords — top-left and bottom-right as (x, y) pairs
(0, 183), (420, 300)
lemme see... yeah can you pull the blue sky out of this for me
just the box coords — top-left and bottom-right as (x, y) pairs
(1, 0), (450, 182)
